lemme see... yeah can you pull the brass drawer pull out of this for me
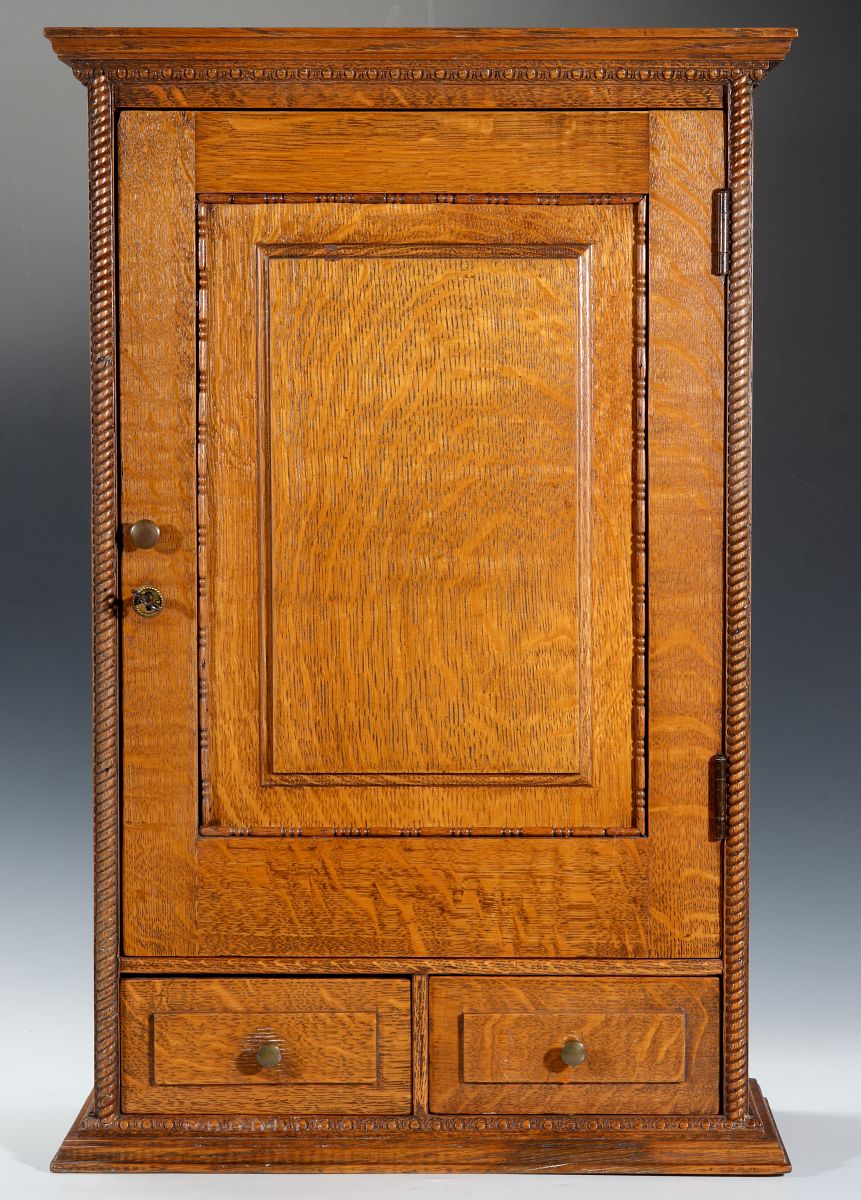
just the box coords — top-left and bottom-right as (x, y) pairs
(255, 1041), (282, 1069)
(560, 1037), (586, 1067)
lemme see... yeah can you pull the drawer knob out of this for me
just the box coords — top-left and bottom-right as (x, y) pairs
(129, 518), (161, 549)
(255, 1041), (282, 1069)
(560, 1037), (587, 1067)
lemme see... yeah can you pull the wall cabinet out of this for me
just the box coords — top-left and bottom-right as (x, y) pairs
(47, 25), (795, 1174)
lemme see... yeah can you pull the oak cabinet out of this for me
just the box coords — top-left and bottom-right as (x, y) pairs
(47, 25), (795, 1175)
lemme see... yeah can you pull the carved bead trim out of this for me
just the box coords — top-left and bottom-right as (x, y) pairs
(200, 824), (641, 839)
(723, 74), (754, 1122)
(71, 61), (772, 85)
(87, 73), (120, 1121)
(197, 192), (645, 207)
(632, 198), (648, 834)
(81, 1110), (761, 1136)
(196, 202), (211, 823)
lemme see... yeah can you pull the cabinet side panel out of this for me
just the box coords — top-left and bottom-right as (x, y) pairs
(118, 111), (199, 955)
(647, 110), (724, 958)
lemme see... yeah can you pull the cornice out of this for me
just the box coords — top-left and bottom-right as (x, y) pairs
(45, 27), (796, 88)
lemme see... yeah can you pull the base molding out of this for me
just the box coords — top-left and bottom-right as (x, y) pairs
(52, 1079), (790, 1174)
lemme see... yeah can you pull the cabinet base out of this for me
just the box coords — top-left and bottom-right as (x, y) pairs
(52, 1080), (790, 1174)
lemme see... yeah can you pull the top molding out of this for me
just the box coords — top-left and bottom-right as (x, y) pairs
(46, 26), (796, 88)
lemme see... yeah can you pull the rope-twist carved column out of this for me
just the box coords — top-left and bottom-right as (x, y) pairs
(724, 72), (754, 1122)
(88, 73), (120, 1120)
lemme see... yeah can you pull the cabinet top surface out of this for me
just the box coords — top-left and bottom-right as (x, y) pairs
(45, 26), (796, 77)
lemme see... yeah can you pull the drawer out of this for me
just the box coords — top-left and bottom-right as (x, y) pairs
(429, 976), (719, 1115)
(121, 977), (411, 1114)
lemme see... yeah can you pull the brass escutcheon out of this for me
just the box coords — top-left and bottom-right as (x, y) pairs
(131, 585), (164, 618)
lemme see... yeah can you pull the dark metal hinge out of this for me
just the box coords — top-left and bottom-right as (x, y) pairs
(712, 188), (731, 275)
(710, 752), (729, 840)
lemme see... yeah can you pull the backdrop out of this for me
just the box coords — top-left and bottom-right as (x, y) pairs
(1, 2), (858, 1197)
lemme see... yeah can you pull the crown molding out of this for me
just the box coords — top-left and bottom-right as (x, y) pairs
(45, 26), (796, 88)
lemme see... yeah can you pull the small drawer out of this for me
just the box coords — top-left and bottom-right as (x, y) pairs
(121, 977), (411, 1114)
(429, 976), (719, 1115)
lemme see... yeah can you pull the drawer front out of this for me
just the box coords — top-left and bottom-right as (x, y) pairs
(430, 976), (719, 1115)
(121, 977), (411, 1114)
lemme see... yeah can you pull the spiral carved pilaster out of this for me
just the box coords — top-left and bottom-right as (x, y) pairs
(87, 73), (120, 1120)
(723, 73), (754, 1122)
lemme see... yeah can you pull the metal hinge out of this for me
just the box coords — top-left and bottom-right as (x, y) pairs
(712, 188), (731, 275)
(710, 753), (729, 840)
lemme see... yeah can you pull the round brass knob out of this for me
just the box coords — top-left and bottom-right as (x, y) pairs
(255, 1041), (282, 1069)
(560, 1037), (587, 1067)
(129, 519), (161, 549)
(131, 584), (164, 618)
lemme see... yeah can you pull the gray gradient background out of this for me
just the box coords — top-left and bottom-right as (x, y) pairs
(0, 1), (858, 1196)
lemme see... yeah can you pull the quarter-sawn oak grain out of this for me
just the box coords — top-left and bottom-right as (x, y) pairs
(460, 1010), (687, 1083)
(117, 111), (199, 957)
(195, 111), (649, 195)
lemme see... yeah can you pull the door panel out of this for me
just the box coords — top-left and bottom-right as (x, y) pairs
(266, 247), (591, 779)
(203, 202), (637, 834)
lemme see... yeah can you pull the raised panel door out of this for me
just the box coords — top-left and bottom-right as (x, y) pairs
(201, 201), (639, 835)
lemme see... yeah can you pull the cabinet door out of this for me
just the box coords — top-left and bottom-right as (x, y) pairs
(119, 110), (725, 959)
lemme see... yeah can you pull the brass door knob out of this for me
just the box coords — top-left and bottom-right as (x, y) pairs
(129, 519), (161, 549)
(131, 585), (164, 618)
(560, 1037), (587, 1067)
(255, 1041), (282, 1069)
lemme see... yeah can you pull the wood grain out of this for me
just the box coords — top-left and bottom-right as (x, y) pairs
(429, 976), (719, 1114)
(646, 110), (725, 957)
(195, 111), (648, 195)
(190, 836), (650, 959)
(461, 1010), (686, 1084)
(121, 977), (411, 1114)
(117, 112), (199, 956)
(264, 245), (593, 779)
(114, 80), (727, 111)
(204, 200), (636, 833)
(153, 1012), (377, 1085)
